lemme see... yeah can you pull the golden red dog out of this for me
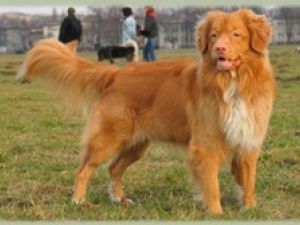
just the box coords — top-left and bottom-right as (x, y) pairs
(18, 9), (275, 215)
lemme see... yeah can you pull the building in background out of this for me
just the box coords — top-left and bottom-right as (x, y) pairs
(271, 19), (288, 44)
(43, 22), (60, 40)
(1, 6), (300, 53)
(0, 25), (29, 53)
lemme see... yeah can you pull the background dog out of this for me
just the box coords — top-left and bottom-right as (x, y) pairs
(97, 40), (138, 64)
(17, 9), (275, 215)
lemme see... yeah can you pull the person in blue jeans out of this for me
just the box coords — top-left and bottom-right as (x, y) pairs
(143, 36), (157, 61)
(140, 6), (158, 61)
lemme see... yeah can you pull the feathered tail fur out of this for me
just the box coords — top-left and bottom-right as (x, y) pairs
(123, 40), (139, 61)
(17, 39), (119, 115)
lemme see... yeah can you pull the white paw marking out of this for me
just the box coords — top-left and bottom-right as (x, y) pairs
(72, 196), (85, 205)
(108, 181), (121, 202)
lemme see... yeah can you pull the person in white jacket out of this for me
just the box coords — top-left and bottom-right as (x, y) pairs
(121, 7), (137, 44)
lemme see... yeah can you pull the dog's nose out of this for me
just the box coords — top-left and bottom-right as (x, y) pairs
(215, 44), (227, 53)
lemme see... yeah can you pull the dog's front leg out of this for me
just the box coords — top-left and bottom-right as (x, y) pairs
(231, 149), (259, 209)
(188, 145), (223, 215)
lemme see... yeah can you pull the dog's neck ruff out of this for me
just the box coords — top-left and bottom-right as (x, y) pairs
(222, 69), (259, 152)
(230, 69), (236, 79)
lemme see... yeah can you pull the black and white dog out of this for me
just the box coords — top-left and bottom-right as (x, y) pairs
(97, 40), (138, 64)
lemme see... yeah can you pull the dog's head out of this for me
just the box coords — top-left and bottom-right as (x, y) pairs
(196, 9), (272, 71)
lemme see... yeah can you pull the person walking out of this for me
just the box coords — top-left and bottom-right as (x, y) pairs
(140, 5), (158, 61)
(121, 7), (137, 44)
(59, 7), (82, 53)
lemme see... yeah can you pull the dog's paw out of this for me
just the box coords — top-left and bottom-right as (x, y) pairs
(108, 181), (121, 202)
(72, 196), (85, 205)
(109, 192), (134, 205)
(121, 197), (135, 207)
(241, 198), (257, 210)
(209, 207), (224, 216)
(109, 193), (122, 203)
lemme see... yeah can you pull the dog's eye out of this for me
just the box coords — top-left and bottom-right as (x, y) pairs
(211, 33), (217, 39)
(233, 32), (241, 37)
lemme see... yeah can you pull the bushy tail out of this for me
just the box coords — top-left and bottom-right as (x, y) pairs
(17, 39), (119, 115)
(123, 40), (139, 61)
(65, 40), (79, 53)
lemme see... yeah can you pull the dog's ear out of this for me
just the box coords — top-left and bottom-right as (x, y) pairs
(195, 11), (221, 54)
(239, 9), (272, 54)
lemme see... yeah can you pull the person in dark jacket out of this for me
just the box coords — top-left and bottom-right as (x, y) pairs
(59, 7), (82, 53)
(140, 6), (158, 61)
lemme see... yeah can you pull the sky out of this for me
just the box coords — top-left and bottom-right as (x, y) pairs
(0, 6), (90, 15)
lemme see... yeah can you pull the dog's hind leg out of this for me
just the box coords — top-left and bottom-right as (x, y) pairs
(73, 105), (134, 204)
(108, 140), (149, 204)
(109, 58), (115, 64)
(73, 133), (123, 204)
(108, 46), (114, 64)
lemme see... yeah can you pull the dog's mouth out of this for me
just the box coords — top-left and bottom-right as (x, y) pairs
(216, 57), (240, 71)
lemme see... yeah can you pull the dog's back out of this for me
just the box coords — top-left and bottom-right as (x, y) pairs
(112, 46), (134, 58)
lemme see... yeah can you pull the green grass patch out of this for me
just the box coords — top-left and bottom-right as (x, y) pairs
(0, 46), (299, 220)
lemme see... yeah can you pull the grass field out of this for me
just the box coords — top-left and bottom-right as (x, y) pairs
(0, 46), (299, 220)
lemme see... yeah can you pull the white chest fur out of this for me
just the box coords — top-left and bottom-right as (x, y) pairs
(223, 81), (259, 151)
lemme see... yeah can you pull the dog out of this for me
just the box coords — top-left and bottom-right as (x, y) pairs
(296, 46), (300, 54)
(97, 40), (138, 64)
(17, 9), (275, 215)
(65, 40), (79, 54)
